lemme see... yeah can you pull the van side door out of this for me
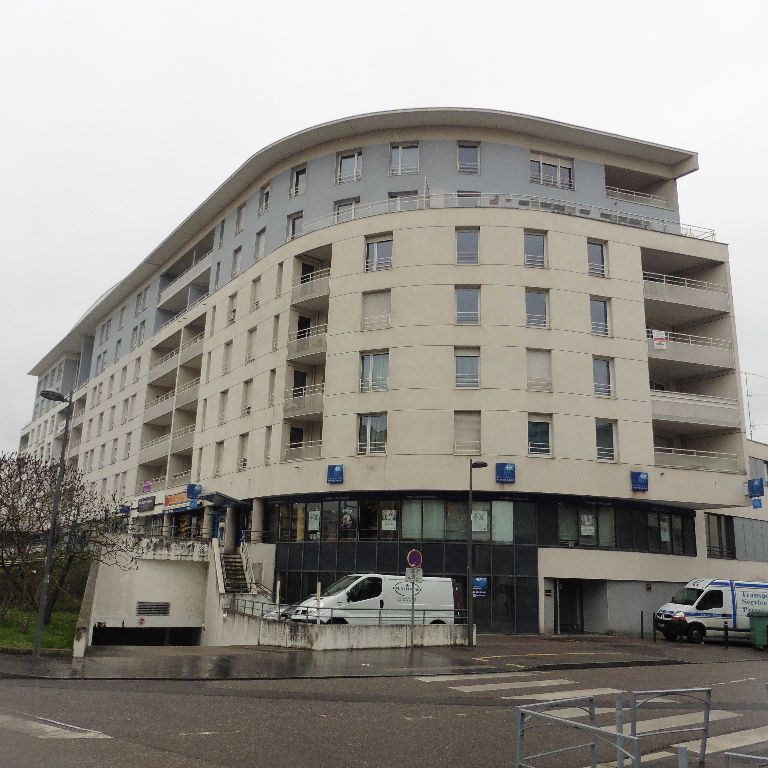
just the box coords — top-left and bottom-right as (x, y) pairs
(346, 576), (383, 624)
(694, 589), (726, 628)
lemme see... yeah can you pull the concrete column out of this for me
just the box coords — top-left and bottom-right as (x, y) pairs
(223, 506), (237, 553)
(251, 498), (264, 543)
(162, 511), (173, 537)
(202, 507), (214, 539)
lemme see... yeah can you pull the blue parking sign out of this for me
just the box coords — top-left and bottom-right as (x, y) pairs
(327, 464), (344, 484)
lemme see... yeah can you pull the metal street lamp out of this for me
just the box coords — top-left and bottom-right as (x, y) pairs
(466, 459), (487, 647)
(33, 388), (73, 658)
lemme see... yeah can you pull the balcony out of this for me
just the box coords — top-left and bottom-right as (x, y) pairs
(283, 439), (322, 462)
(654, 446), (740, 473)
(651, 390), (741, 430)
(646, 329), (734, 376)
(137, 474), (167, 495)
(158, 251), (212, 306)
(291, 268), (331, 310)
(286, 324), (327, 363)
(175, 377), (200, 409)
(148, 347), (180, 383)
(606, 186), (669, 209)
(284, 383), (324, 420)
(170, 424), (195, 453)
(144, 390), (176, 421)
(643, 272), (730, 325)
(139, 433), (171, 463)
(179, 332), (205, 365)
(167, 469), (192, 489)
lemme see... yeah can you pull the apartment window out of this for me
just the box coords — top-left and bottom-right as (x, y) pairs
(456, 228), (479, 264)
(214, 261), (221, 290)
(250, 277), (261, 311)
(335, 198), (358, 223)
(389, 143), (419, 175)
(134, 290), (143, 316)
(749, 456), (768, 481)
(264, 425), (272, 465)
(529, 152), (574, 189)
(214, 441), (224, 476)
(108, 405), (116, 430)
(457, 190), (480, 208)
(222, 342), (233, 374)
(290, 165), (307, 197)
(130, 326), (138, 350)
(235, 203), (246, 234)
(252, 231), (265, 264)
(95, 354), (102, 375)
(525, 289), (548, 328)
(259, 184), (270, 214)
(593, 358), (613, 397)
(457, 142), (480, 173)
(237, 433), (249, 471)
(266, 368), (276, 406)
(455, 286), (480, 325)
(121, 398), (129, 424)
(588, 241), (606, 277)
(596, 419), (617, 461)
(86, 419), (92, 441)
(200, 398), (208, 430)
(231, 247), (242, 278)
(96, 413), (104, 436)
(98, 443), (105, 468)
(524, 231), (546, 268)
(118, 306), (125, 330)
(287, 211), (303, 241)
(527, 349), (552, 391)
(590, 297), (610, 336)
(528, 415), (551, 456)
(129, 394), (136, 419)
(388, 190), (419, 212)
(246, 328), (257, 362)
(360, 352), (389, 392)
(242, 379), (253, 416)
(114, 339), (121, 363)
(272, 314), (280, 350)
(218, 390), (229, 425)
(358, 413), (387, 455)
(336, 149), (362, 183)
(365, 234), (393, 272)
(205, 351), (212, 383)
(133, 357), (141, 382)
(454, 410), (481, 454)
(706, 513), (736, 559)
(227, 293), (238, 325)
(218, 218), (225, 246)
(107, 375), (114, 398)
(455, 348), (480, 388)
(361, 290), (391, 330)
(96, 382), (103, 404)
(110, 438), (118, 463)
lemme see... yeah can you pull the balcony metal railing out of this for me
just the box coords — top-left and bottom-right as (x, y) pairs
(605, 185), (669, 209)
(594, 382), (613, 397)
(141, 433), (171, 450)
(250, 298), (260, 313)
(455, 311), (479, 325)
(361, 315), (390, 331)
(646, 328), (733, 350)
(284, 440), (323, 462)
(530, 171), (575, 191)
(172, 424), (195, 440)
(524, 252), (546, 268)
(292, 267), (331, 289)
(181, 331), (205, 351)
(177, 377), (201, 395)
(227, 310), (237, 326)
(455, 373), (480, 388)
(357, 440), (387, 456)
(158, 251), (212, 305)
(651, 390), (738, 409)
(454, 440), (481, 455)
(288, 323), (328, 344)
(458, 160), (479, 173)
(456, 250), (479, 265)
(237, 457), (248, 472)
(654, 446), (740, 472)
(296, 192), (715, 241)
(144, 390), (175, 411)
(360, 378), (388, 393)
(643, 271), (728, 294)
(285, 382), (325, 400)
(528, 441), (552, 456)
(150, 346), (180, 370)
(597, 446), (616, 461)
(588, 262), (606, 278)
(591, 321), (609, 336)
(169, 470), (192, 487)
(526, 313), (548, 328)
(139, 474), (168, 493)
(527, 377), (552, 392)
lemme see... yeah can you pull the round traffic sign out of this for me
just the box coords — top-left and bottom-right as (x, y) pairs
(406, 549), (423, 568)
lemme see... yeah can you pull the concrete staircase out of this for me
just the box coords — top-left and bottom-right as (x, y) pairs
(221, 553), (249, 594)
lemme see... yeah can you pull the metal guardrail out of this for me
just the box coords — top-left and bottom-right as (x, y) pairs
(606, 185), (669, 209)
(291, 267), (331, 289)
(285, 382), (325, 400)
(150, 347), (180, 370)
(651, 390), (738, 409)
(643, 270), (727, 294)
(724, 753), (768, 767)
(646, 328), (733, 350)
(288, 324), (328, 343)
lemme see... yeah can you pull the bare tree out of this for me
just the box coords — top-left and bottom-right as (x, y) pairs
(0, 453), (135, 627)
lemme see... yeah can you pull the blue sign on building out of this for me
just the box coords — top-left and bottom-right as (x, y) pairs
(753, 498), (763, 510)
(496, 462), (516, 483)
(472, 576), (488, 598)
(118, 504), (131, 515)
(187, 483), (203, 499)
(327, 464), (344, 484)
(748, 478), (765, 498)
(631, 471), (649, 492)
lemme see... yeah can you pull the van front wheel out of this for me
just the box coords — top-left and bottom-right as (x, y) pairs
(686, 624), (705, 644)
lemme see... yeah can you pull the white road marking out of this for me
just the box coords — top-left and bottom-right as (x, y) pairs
(0, 714), (110, 740)
(633, 710), (740, 735)
(678, 725), (768, 754)
(502, 687), (622, 701)
(414, 671), (541, 683)
(451, 678), (575, 693)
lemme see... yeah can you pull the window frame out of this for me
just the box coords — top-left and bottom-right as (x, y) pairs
(365, 234), (393, 272)
(286, 211), (303, 241)
(590, 296), (610, 336)
(358, 412), (387, 455)
(524, 231), (547, 268)
(290, 165), (307, 197)
(455, 286), (480, 325)
(389, 143), (419, 175)
(360, 351), (389, 392)
(525, 289), (549, 328)
(595, 418), (617, 462)
(454, 347), (480, 389)
(587, 240), (607, 277)
(529, 151), (574, 190)
(336, 149), (362, 184)
(528, 415), (552, 456)
(455, 227), (480, 264)
(259, 184), (270, 214)
(457, 141), (480, 173)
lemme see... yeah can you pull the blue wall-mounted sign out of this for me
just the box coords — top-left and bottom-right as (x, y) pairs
(753, 498), (763, 510)
(496, 462), (516, 483)
(187, 483), (203, 499)
(748, 478), (765, 498)
(631, 471), (649, 492)
(327, 464), (344, 484)
(118, 504), (131, 515)
(472, 576), (488, 598)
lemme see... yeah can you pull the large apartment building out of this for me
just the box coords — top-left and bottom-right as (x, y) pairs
(18, 109), (768, 639)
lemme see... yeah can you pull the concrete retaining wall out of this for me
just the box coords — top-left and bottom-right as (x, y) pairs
(215, 611), (471, 650)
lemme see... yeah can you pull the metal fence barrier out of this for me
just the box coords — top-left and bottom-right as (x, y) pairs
(723, 753), (768, 767)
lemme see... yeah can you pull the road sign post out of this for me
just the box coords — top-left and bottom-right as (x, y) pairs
(405, 551), (423, 647)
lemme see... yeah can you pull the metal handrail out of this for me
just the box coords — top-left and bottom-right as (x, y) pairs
(291, 267), (331, 288)
(646, 328), (733, 349)
(643, 270), (727, 294)
(360, 377), (388, 393)
(144, 390), (175, 410)
(650, 390), (738, 407)
(588, 262), (606, 277)
(528, 441), (551, 455)
(172, 424), (195, 439)
(454, 440), (481, 454)
(606, 185), (669, 209)
(527, 377), (552, 391)
(285, 382), (325, 399)
(150, 347), (180, 370)
(140, 433), (171, 450)
(158, 251), (212, 303)
(455, 373), (480, 388)
(526, 313), (548, 328)
(597, 446), (615, 461)
(181, 331), (205, 350)
(456, 311), (479, 325)
(296, 192), (715, 241)
(456, 251), (479, 265)
(361, 315), (390, 331)
(524, 253), (546, 267)
(358, 441), (386, 455)
(591, 321), (609, 335)
(288, 323), (328, 343)
(177, 377), (201, 394)
(529, 171), (575, 190)
(169, 470), (192, 485)
(594, 382), (613, 396)
(654, 445), (739, 460)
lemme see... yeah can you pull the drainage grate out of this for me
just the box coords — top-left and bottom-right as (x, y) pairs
(136, 601), (170, 616)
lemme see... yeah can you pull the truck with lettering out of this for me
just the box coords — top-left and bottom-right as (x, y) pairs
(654, 578), (768, 643)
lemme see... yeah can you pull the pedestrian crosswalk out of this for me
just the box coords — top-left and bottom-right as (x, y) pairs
(410, 670), (768, 762)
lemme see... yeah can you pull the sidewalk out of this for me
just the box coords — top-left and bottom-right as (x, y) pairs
(0, 633), (764, 681)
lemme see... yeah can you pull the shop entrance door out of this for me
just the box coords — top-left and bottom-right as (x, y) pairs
(555, 579), (584, 633)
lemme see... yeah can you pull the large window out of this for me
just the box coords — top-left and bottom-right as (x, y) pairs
(706, 513), (736, 559)
(529, 152), (574, 189)
(365, 235), (393, 272)
(593, 358), (613, 397)
(454, 410), (481, 454)
(455, 348), (480, 388)
(457, 142), (480, 173)
(588, 241), (606, 277)
(358, 413), (387, 455)
(334, 198), (359, 223)
(590, 297), (610, 336)
(360, 352), (389, 392)
(455, 286), (480, 325)
(287, 212), (303, 241)
(527, 349), (552, 392)
(525, 289), (548, 328)
(390, 143), (419, 175)
(337, 149), (362, 183)
(528, 415), (551, 456)
(290, 165), (307, 197)
(456, 228), (479, 264)
(524, 232), (546, 268)
(361, 290), (391, 330)
(595, 419), (616, 461)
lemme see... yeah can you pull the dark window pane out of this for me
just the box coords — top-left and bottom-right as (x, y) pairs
(616, 507), (634, 549)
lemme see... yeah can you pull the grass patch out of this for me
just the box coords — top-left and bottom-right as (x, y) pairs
(0, 609), (78, 650)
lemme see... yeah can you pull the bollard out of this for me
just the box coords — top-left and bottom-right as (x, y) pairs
(723, 620), (729, 649)
(677, 745), (689, 768)
(640, 611), (644, 640)
(652, 620), (657, 643)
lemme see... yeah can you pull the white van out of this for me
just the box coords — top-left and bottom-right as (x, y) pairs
(288, 573), (458, 625)
(654, 578), (768, 643)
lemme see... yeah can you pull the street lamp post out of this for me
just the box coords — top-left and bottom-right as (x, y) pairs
(466, 459), (487, 647)
(33, 389), (73, 658)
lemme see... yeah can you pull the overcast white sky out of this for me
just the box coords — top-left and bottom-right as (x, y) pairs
(2, 0), (767, 451)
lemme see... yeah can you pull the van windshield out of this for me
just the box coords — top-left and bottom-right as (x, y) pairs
(321, 575), (360, 597)
(671, 587), (704, 606)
